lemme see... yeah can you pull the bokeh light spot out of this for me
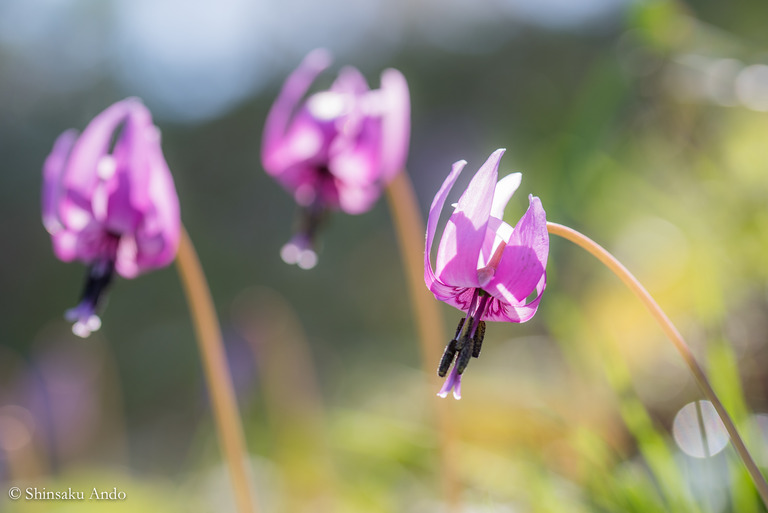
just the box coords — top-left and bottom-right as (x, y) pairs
(673, 400), (729, 458)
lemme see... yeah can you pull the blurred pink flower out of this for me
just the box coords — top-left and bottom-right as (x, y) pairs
(425, 149), (549, 399)
(42, 98), (180, 337)
(262, 49), (410, 269)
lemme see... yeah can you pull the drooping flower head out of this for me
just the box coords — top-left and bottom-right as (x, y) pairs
(425, 149), (549, 399)
(262, 49), (410, 269)
(42, 98), (181, 337)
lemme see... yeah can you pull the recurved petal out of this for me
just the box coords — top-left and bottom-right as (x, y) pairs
(330, 66), (369, 96)
(62, 99), (135, 199)
(329, 115), (381, 187)
(266, 114), (327, 175)
(122, 101), (156, 211)
(131, 137), (180, 277)
(102, 101), (155, 234)
(509, 195), (549, 270)
(51, 230), (79, 262)
(378, 68), (410, 182)
(336, 180), (380, 215)
(490, 172), (521, 219)
(484, 195), (548, 312)
(262, 49), (332, 173)
(425, 159), (467, 298)
(42, 129), (78, 234)
(435, 149), (504, 288)
(478, 216), (513, 271)
(480, 278), (545, 323)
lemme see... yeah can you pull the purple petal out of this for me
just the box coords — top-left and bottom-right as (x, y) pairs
(267, 115), (328, 178)
(428, 286), (478, 314)
(378, 68), (410, 182)
(425, 159), (467, 298)
(329, 115), (381, 187)
(485, 195), (548, 314)
(71, 221), (110, 263)
(330, 66), (369, 96)
(478, 216), (513, 274)
(435, 148), (505, 288)
(117, 125), (180, 278)
(102, 101), (154, 235)
(262, 49), (332, 174)
(478, 280), (545, 322)
(490, 172), (521, 219)
(335, 180), (380, 215)
(62, 99), (135, 201)
(51, 230), (79, 262)
(42, 129), (78, 235)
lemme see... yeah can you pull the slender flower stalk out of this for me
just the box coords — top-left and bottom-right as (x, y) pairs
(546, 221), (768, 507)
(385, 171), (461, 512)
(175, 227), (257, 513)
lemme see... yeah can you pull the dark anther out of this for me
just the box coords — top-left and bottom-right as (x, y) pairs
(438, 339), (458, 377)
(472, 321), (486, 358)
(453, 317), (466, 339)
(438, 317), (466, 377)
(456, 337), (473, 374)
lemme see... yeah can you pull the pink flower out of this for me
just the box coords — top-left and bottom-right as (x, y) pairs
(42, 98), (181, 337)
(262, 49), (410, 269)
(425, 149), (549, 399)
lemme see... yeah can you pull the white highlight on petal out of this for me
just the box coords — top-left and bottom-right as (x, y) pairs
(44, 217), (62, 235)
(307, 91), (348, 120)
(91, 183), (109, 223)
(116, 235), (140, 278)
(97, 155), (117, 180)
(54, 231), (77, 254)
(64, 205), (91, 231)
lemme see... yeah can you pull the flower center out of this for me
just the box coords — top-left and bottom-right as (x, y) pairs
(477, 239), (507, 286)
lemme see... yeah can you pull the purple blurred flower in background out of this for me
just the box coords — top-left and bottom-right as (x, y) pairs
(262, 49), (410, 269)
(42, 98), (181, 337)
(425, 149), (549, 399)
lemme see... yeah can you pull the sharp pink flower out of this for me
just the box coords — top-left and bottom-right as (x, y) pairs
(42, 98), (181, 337)
(262, 49), (410, 269)
(425, 149), (549, 399)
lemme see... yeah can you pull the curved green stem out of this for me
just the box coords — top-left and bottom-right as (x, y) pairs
(547, 221), (768, 507)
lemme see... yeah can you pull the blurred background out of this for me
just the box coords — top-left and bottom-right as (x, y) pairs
(3, 0), (768, 511)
